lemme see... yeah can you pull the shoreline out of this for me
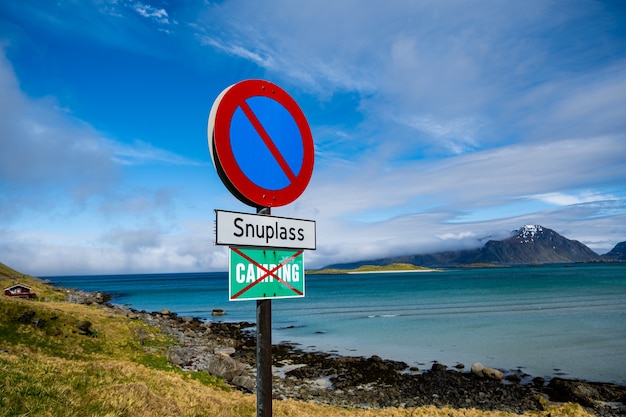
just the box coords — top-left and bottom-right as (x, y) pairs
(64, 288), (626, 414)
(67, 286), (621, 385)
(266, 321), (626, 387)
(269, 329), (626, 388)
(161, 312), (626, 415)
(63, 285), (625, 386)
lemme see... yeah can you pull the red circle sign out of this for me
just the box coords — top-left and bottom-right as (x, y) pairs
(208, 80), (314, 208)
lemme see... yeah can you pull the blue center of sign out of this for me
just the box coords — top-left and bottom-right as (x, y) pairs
(230, 96), (304, 190)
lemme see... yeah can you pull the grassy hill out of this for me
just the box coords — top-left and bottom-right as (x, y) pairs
(1, 262), (67, 302)
(0, 262), (591, 417)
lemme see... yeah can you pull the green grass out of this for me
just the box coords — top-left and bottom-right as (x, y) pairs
(0, 293), (237, 417)
(1, 298), (163, 362)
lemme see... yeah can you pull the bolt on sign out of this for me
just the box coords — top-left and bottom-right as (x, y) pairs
(229, 247), (304, 301)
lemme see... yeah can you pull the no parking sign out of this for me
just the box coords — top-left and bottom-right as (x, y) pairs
(208, 79), (314, 208)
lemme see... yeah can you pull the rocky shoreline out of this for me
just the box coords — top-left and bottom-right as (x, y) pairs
(71, 290), (626, 416)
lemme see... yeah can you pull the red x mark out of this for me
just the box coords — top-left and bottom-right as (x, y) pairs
(231, 248), (303, 299)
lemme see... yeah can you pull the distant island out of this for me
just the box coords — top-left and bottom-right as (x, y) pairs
(307, 263), (443, 274)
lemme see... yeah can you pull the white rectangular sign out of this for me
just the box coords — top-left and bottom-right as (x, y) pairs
(215, 210), (316, 250)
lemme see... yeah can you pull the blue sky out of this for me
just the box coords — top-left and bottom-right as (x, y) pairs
(1, 0), (626, 276)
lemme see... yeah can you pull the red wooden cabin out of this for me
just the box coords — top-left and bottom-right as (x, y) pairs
(4, 284), (37, 298)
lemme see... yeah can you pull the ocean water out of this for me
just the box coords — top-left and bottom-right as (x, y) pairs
(46, 263), (626, 384)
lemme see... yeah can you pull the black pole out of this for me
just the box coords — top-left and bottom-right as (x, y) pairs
(256, 206), (272, 417)
(256, 298), (272, 416)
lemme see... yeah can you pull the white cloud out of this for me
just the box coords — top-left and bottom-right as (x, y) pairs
(1, 219), (225, 276)
(399, 115), (481, 155)
(0, 48), (118, 197)
(436, 231), (477, 241)
(298, 137), (626, 221)
(198, 36), (276, 69)
(130, 2), (170, 25)
(533, 191), (618, 206)
(112, 139), (205, 166)
(101, 226), (162, 253)
(0, 44), (215, 275)
(0, 47), (199, 220)
(193, 0), (626, 155)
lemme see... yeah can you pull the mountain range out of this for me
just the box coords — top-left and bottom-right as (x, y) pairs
(324, 225), (626, 269)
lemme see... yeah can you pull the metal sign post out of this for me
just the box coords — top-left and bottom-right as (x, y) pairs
(208, 79), (315, 417)
(257, 298), (271, 416)
(256, 205), (272, 416)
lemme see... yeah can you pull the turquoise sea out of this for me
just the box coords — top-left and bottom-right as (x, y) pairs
(47, 263), (626, 384)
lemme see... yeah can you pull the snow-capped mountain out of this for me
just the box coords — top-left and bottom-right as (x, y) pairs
(478, 225), (600, 265)
(324, 225), (605, 269)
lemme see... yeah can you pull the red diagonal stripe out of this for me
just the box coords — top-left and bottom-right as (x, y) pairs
(239, 100), (297, 182)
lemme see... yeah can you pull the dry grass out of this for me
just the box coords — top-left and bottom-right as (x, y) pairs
(274, 403), (593, 417)
(0, 351), (255, 417)
(0, 348), (593, 417)
(0, 319), (595, 417)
